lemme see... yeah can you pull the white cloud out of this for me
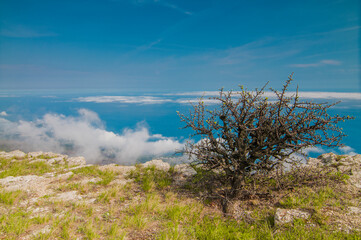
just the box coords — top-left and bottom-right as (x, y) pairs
(262, 91), (361, 100)
(290, 59), (342, 68)
(290, 63), (321, 68)
(176, 98), (220, 104)
(168, 91), (361, 101)
(339, 146), (357, 156)
(75, 91), (361, 107)
(0, 111), (7, 117)
(76, 96), (173, 104)
(320, 59), (341, 65)
(164, 91), (219, 96)
(0, 109), (183, 164)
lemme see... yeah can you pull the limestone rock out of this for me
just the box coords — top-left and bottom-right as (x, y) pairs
(0, 175), (50, 196)
(47, 156), (66, 165)
(317, 152), (338, 164)
(311, 153), (361, 189)
(0, 150), (26, 159)
(67, 156), (86, 166)
(173, 164), (197, 185)
(51, 191), (82, 202)
(274, 208), (311, 225)
(347, 206), (361, 215)
(174, 164), (197, 177)
(99, 163), (136, 174)
(142, 159), (170, 171)
(28, 151), (61, 159)
(307, 157), (322, 167)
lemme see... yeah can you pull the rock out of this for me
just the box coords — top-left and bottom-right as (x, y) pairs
(307, 154), (361, 189)
(0, 175), (51, 196)
(0, 150), (26, 159)
(67, 156), (86, 166)
(22, 225), (52, 240)
(47, 157), (66, 165)
(51, 191), (82, 202)
(99, 164), (136, 174)
(142, 159), (170, 171)
(174, 164), (197, 177)
(307, 157), (322, 167)
(56, 172), (74, 180)
(347, 206), (361, 215)
(317, 152), (338, 164)
(110, 178), (133, 186)
(28, 151), (61, 159)
(274, 208), (311, 225)
(173, 164), (197, 185)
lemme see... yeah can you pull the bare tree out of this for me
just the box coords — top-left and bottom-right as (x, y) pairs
(178, 74), (353, 202)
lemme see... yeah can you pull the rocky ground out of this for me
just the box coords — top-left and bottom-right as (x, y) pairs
(0, 150), (360, 239)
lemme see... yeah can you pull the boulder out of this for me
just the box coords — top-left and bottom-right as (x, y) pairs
(174, 164), (197, 177)
(274, 208), (311, 225)
(51, 191), (83, 202)
(142, 159), (170, 171)
(0, 150), (26, 159)
(67, 156), (86, 166)
(28, 151), (61, 159)
(0, 175), (51, 196)
(317, 152), (338, 164)
(99, 164), (136, 174)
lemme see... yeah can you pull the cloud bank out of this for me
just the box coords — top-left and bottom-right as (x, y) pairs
(77, 96), (173, 104)
(0, 109), (183, 164)
(76, 91), (361, 106)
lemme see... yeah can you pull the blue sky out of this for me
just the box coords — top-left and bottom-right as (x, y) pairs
(0, 0), (360, 91)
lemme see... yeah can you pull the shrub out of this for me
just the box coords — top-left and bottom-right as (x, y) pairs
(178, 74), (353, 208)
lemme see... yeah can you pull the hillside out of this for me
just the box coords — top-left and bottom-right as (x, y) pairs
(0, 150), (360, 239)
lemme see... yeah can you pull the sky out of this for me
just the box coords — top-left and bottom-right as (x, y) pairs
(0, 0), (360, 92)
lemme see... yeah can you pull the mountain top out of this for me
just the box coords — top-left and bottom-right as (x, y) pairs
(0, 150), (360, 239)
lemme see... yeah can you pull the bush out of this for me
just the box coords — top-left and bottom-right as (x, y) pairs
(178, 74), (353, 207)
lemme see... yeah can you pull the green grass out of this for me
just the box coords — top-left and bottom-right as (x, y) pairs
(78, 220), (100, 240)
(0, 190), (26, 205)
(0, 209), (32, 239)
(71, 166), (116, 186)
(0, 153), (360, 239)
(128, 165), (173, 192)
(279, 186), (343, 209)
(0, 157), (53, 178)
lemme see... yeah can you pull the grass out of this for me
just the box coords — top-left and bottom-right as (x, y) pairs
(0, 190), (27, 205)
(128, 164), (174, 192)
(0, 209), (33, 239)
(0, 157), (54, 178)
(279, 186), (345, 209)
(71, 165), (116, 185)
(0, 153), (360, 239)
